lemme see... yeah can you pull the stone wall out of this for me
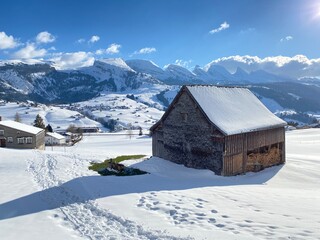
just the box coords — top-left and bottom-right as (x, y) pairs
(153, 90), (224, 174)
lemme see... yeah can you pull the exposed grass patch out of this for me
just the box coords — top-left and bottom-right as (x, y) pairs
(89, 154), (147, 176)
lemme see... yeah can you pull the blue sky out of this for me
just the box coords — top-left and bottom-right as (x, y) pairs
(1, 0), (320, 69)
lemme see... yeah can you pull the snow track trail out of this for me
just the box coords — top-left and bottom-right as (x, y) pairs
(26, 150), (191, 240)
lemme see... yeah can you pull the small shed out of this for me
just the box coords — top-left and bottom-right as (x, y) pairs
(150, 85), (287, 176)
(0, 120), (45, 150)
(45, 132), (66, 145)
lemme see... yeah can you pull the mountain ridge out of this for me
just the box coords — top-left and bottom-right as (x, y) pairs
(1, 58), (320, 123)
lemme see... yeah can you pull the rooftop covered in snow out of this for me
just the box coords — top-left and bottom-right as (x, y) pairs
(186, 85), (286, 135)
(46, 132), (65, 140)
(0, 120), (44, 135)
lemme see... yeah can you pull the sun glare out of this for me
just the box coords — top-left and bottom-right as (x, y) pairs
(312, 3), (320, 19)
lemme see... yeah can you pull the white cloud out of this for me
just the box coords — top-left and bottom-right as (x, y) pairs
(175, 59), (192, 68)
(13, 43), (47, 59)
(206, 55), (320, 79)
(0, 32), (19, 49)
(106, 43), (121, 54)
(209, 21), (230, 34)
(77, 38), (85, 44)
(50, 51), (94, 70)
(88, 35), (100, 44)
(240, 28), (255, 34)
(36, 31), (56, 44)
(133, 47), (156, 55)
(95, 49), (104, 55)
(280, 36), (293, 42)
(94, 43), (122, 55)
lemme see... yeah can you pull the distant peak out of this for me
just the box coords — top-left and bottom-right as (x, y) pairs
(94, 58), (134, 71)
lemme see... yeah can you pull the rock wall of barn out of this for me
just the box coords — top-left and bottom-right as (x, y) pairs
(153, 91), (224, 174)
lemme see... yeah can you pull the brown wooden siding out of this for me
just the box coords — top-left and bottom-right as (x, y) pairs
(222, 127), (285, 176)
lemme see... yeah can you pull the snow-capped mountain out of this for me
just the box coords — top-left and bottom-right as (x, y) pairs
(192, 65), (213, 83)
(233, 67), (250, 83)
(163, 64), (202, 84)
(204, 64), (235, 83)
(126, 59), (170, 81)
(79, 58), (159, 92)
(0, 59), (160, 103)
(1, 57), (320, 120)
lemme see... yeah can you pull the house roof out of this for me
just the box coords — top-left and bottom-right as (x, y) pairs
(46, 132), (65, 140)
(0, 120), (44, 135)
(151, 85), (286, 136)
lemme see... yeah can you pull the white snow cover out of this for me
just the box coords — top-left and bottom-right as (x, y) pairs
(97, 58), (134, 72)
(0, 120), (43, 135)
(186, 85), (286, 135)
(1, 129), (320, 239)
(46, 132), (65, 140)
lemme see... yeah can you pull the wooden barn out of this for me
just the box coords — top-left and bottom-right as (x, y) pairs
(150, 85), (287, 176)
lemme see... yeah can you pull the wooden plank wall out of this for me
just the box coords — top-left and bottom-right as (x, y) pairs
(223, 127), (285, 176)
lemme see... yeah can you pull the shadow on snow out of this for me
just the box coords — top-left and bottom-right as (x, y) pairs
(0, 159), (283, 221)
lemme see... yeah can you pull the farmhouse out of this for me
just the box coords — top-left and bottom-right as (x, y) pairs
(0, 119), (45, 150)
(45, 132), (66, 146)
(150, 85), (287, 176)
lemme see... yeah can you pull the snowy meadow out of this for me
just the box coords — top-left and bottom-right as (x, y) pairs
(0, 129), (320, 240)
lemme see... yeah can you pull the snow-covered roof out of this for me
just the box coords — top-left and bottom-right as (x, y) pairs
(46, 132), (65, 140)
(0, 120), (44, 135)
(186, 85), (286, 135)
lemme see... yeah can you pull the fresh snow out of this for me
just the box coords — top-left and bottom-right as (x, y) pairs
(0, 129), (320, 239)
(187, 85), (287, 135)
(0, 69), (34, 94)
(97, 58), (135, 72)
(0, 102), (104, 131)
(46, 132), (65, 140)
(126, 59), (170, 81)
(0, 120), (44, 134)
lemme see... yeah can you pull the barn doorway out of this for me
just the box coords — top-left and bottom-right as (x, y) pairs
(0, 138), (6, 147)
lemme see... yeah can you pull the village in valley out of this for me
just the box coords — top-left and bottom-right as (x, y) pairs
(1, 0), (320, 240)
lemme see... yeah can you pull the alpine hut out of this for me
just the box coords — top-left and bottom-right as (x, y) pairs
(150, 85), (286, 176)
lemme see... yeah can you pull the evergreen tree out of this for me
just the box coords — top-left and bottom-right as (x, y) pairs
(33, 114), (45, 129)
(46, 124), (53, 132)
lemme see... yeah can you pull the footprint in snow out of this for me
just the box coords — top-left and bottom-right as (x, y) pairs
(195, 213), (206, 217)
(169, 210), (177, 216)
(215, 224), (225, 228)
(211, 209), (218, 213)
(150, 207), (160, 211)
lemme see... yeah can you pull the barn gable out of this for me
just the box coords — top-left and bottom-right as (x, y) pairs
(152, 88), (224, 173)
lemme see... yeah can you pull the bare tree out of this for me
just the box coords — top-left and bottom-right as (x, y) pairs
(14, 112), (21, 122)
(127, 123), (133, 139)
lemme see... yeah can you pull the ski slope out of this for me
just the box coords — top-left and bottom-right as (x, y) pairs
(0, 129), (320, 239)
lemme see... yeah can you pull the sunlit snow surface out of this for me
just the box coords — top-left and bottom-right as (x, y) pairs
(0, 129), (320, 240)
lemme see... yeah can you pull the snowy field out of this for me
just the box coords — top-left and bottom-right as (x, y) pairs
(0, 129), (320, 240)
(0, 102), (104, 131)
